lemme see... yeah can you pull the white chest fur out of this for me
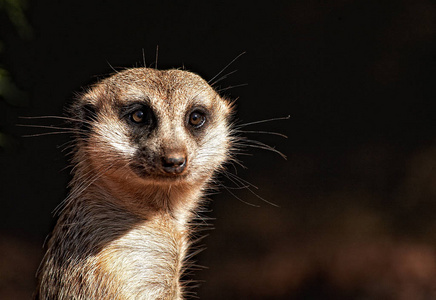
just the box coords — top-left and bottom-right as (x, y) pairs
(95, 217), (188, 299)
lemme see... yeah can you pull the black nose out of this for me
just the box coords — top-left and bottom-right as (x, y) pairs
(161, 154), (187, 174)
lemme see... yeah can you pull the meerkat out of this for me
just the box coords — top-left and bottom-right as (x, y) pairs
(34, 67), (235, 299)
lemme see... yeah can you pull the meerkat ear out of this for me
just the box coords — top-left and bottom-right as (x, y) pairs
(220, 96), (235, 120)
(69, 101), (97, 139)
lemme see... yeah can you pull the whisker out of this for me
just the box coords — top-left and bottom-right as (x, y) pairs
(222, 171), (250, 189)
(227, 161), (242, 174)
(225, 171), (259, 190)
(216, 83), (248, 93)
(209, 69), (238, 87)
(19, 115), (93, 126)
(142, 48), (146, 68)
(219, 184), (248, 190)
(225, 171), (279, 207)
(22, 131), (74, 138)
(235, 130), (288, 139)
(53, 160), (121, 215)
(229, 151), (252, 157)
(155, 45), (159, 69)
(235, 115), (290, 128)
(234, 139), (287, 160)
(189, 55), (245, 106)
(221, 184), (260, 207)
(241, 144), (286, 160)
(17, 124), (75, 131)
(106, 60), (119, 74)
(247, 185), (279, 207)
(57, 140), (76, 151)
(207, 52), (246, 85)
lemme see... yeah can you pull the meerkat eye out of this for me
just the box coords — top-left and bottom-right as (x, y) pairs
(188, 111), (206, 128)
(131, 110), (145, 123)
(123, 103), (155, 127)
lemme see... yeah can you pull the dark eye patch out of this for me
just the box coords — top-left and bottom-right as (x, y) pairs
(121, 103), (155, 127)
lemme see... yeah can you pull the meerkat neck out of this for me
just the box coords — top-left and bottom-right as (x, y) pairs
(38, 178), (201, 299)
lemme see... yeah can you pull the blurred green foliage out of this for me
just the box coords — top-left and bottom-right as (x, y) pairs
(0, 0), (32, 38)
(0, 0), (31, 151)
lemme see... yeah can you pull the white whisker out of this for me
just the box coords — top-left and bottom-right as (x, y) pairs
(235, 115), (290, 128)
(22, 131), (74, 138)
(235, 130), (288, 139)
(208, 52), (246, 85)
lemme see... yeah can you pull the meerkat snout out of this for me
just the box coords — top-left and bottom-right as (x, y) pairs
(161, 150), (187, 174)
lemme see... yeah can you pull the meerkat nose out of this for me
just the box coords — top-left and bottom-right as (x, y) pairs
(161, 153), (187, 174)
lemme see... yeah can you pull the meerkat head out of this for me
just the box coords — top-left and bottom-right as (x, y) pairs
(70, 68), (233, 189)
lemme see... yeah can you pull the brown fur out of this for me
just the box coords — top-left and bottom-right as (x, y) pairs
(35, 68), (233, 299)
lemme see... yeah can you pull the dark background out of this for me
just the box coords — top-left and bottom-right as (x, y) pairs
(1, 1), (436, 299)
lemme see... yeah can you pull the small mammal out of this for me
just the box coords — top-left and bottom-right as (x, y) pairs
(35, 68), (233, 299)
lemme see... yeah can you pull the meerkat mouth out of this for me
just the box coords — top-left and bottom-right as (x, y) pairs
(129, 163), (189, 183)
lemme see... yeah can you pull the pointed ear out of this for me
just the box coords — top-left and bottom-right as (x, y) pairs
(68, 100), (97, 139)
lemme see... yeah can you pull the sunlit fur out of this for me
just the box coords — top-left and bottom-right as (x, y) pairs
(35, 68), (233, 299)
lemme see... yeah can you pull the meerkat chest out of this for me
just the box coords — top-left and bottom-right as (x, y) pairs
(95, 220), (188, 299)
